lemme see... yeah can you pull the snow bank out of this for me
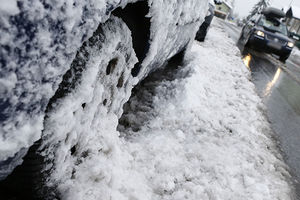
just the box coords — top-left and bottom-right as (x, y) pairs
(119, 19), (294, 199)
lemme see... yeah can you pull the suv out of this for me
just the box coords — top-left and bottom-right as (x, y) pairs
(238, 7), (294, 62)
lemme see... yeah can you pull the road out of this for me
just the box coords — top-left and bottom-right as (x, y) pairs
(222, 20), (300, 198)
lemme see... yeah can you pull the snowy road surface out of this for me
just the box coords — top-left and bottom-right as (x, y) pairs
(115, 20), (295, 200)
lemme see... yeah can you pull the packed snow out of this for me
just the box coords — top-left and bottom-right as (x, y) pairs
(42, 19), (294, 199)
(0, 0), (208, 179)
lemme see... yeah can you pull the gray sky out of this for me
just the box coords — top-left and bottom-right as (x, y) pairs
(234, 0), (300, 17)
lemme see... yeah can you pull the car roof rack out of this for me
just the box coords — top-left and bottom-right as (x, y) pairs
(262, 7), (286, 19)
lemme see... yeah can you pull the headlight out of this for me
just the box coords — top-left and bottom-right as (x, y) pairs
(287, 42), (294, 48)
(255, 30), (265, 37)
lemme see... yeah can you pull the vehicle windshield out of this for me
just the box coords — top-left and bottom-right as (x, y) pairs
(258, 16), (288, 35)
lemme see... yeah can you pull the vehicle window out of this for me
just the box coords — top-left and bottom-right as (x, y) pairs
(258, 16), (288, 35)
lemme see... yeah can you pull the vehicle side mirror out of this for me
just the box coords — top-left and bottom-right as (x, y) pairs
(214, 0), (222, 5)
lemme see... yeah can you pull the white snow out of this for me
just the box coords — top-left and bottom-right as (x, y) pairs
(45, 19), (294, 199)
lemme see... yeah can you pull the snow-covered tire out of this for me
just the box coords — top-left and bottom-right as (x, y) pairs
(13, 16), (137, 199)
(0, 15), (138, 200)
(42, 15), (138, 196)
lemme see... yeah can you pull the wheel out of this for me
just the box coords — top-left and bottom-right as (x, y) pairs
(244, 34), (251, 48)
(41, 16), (138, 198)
(1, 16), (138, 199)
(279, 54), (289, 63)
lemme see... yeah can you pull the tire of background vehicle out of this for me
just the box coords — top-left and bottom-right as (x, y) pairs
(244, 36), (251, 48)
(279, 54), (289, 62)
(0, 16), (138, 200)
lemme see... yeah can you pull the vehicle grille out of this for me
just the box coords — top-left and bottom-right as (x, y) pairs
(266, 34), (287, 45)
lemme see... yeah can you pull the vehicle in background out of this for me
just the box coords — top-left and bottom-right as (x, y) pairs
(196, 0), (223, 42)
(238, 7), (294, 62)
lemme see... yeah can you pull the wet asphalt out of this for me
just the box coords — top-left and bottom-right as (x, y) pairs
(221, 20), (300, 198)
